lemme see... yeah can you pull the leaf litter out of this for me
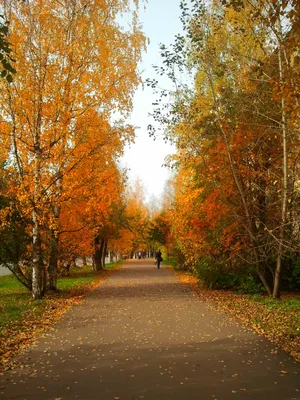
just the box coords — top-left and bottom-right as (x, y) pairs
(173, 270), (300, 362)
(0, 268), (119, 373)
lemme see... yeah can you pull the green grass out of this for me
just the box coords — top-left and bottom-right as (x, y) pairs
(0, 275), (32, 329)
(57, 261), (124, 290)
(57, 275), (94, 290)
(0, 274), (24, 291)
(104, 260), (125, 270)
(250, 294), (300, 310)
(57, 266), (96, 291)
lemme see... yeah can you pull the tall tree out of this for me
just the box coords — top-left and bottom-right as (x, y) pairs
(150, 0), (300, 297)
(0, 0), (146, 298)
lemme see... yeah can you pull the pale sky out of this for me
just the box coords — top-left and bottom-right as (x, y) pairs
(121, 0), (183, 202)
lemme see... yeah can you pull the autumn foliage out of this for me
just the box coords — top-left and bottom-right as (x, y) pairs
(150, 0), (300, 298)
(0, 0), (146, 298)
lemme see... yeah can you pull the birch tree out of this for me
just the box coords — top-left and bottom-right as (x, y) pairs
(0, 0), (145, 298)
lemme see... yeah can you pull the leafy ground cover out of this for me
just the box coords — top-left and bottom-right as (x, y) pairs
(165, 260), (300, 362)
(0, 261), (124, 371)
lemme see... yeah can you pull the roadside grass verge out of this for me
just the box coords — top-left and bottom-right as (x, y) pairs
(0, 261), (124, 371)
(164, 259), (300, 362)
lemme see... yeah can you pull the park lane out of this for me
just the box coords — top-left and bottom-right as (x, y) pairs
(0, 259), (299, 400)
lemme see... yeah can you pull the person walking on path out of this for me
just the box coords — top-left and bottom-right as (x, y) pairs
(155, 249), (162, 269)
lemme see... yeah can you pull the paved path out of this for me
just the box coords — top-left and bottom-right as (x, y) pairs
(0, 260), (299, 400)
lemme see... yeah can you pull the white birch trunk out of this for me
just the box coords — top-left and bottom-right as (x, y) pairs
(32, 152), (43, 299)
(273, 30), (288, 298)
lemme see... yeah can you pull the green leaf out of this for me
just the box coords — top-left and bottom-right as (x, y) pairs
(6, 74), (13, 83)
(7, 65), (16, 74)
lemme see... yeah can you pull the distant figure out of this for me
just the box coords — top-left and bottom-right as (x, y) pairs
(155, 249), (162, 269)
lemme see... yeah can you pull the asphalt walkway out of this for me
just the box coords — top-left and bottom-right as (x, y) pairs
(0, 259), (299, 399)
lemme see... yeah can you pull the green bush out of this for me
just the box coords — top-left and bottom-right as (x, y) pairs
(170, 247), (187, 270)
(193, 256), (264, 293)
(193, 257), (236, 289)
(237, 274), (264, 294)
(281, 257), (300, 290)
(291, 260), (300, 287)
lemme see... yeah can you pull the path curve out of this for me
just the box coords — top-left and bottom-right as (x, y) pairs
(0, 259), (299, 400)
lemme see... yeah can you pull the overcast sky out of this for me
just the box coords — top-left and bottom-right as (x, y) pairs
(120, 0), (183, 203)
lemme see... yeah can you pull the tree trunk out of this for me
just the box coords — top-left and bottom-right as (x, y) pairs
(93, 236), (104, 271)
(32, 135), (43, 299)
(48, 198), (61, 291)
(273, 31), (288, 299)
(82, 255), (87, 266)
(256, 260), (272, 296)
(48, 231), (58, 291)
(32, 209), (43, 299)
(102, 240), (108, 268)
(273, 254), (282, 298)
(41, 264), (47, 295)
(71, 255), (77, 268)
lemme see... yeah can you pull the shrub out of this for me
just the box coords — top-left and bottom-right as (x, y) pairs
(291, 260), (300, 287)
(193, 257), (236, 289)
(237, 274), (264, 294)
(281, 257), (300, 290)
(170, 247), (187, 270)
(193, 256), (264, 293)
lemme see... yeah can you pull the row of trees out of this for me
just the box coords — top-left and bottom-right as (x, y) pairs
(150, 0), (300, 298)
(0, 0), (148, 299)
(1, 0), (299, 301)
